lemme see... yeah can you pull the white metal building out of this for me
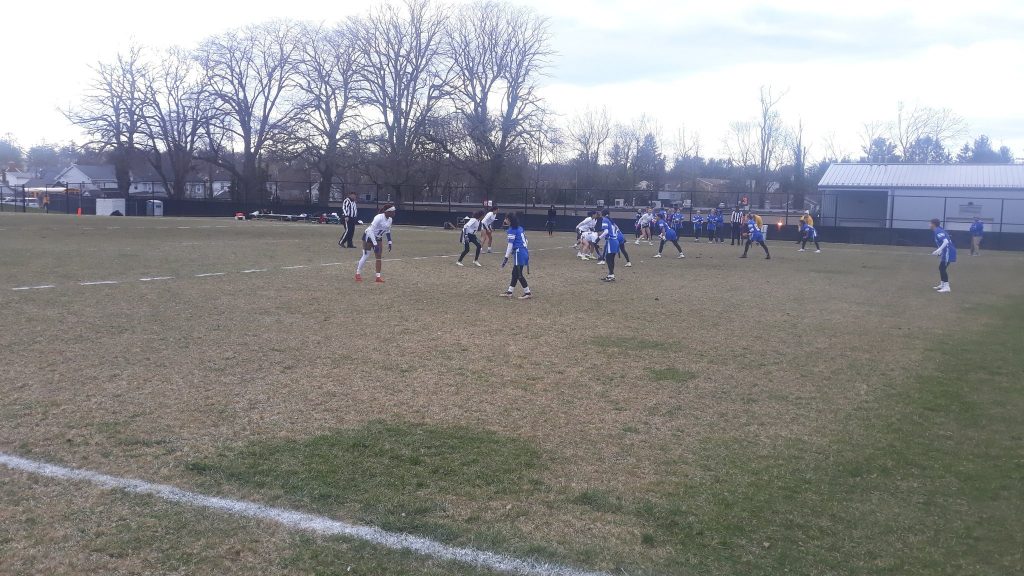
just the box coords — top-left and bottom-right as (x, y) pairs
(818, 164), (1024, 232)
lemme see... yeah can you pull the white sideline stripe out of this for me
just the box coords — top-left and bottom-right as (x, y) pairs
(6, 245), (571, 292)
(0, 453), (606, 576)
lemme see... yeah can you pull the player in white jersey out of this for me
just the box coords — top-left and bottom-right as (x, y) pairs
(579, 230), (600, 260)
(480, 207), (499, 253)
(575, 211), (598, 257)
(355, 204), (396, 283)
(635, 209), (654, 244)
(458, 211), (485, 267)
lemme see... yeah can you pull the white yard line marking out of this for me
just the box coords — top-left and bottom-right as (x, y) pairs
(7, 245), (569, 293)
(0, 453), (606, 576)
(177, 226), (191, 229)
(12, 285), (56, 291)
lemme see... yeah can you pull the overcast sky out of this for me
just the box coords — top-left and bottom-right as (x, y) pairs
(2, 0), (1023, 161)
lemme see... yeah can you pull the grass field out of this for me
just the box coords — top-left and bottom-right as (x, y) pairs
(1, 212), (1022, 575)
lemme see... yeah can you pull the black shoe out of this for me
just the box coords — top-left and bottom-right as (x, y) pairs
(739, 254), (747, 258)
(765, 255), (771, 260)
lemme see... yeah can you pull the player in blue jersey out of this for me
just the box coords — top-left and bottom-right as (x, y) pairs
(670, 208), (685, 235)
(740, 214), (771, 259)
(653, 213), (685, 258)
(615, 223), (632, 267)
(597, 209), (621, 281)
(798, 222), (822, 253)
(691, 210), (704, 241)
(500, 213), (532, 299)
(705, 209), (718, 244)
(969, 216), (984, 255)
(930, 218), (956, 293)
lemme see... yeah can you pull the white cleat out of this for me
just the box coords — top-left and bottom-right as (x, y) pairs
(933, 284), (943, 290)
(473, 261), (482, 267)
(815, 250), (821, 253)
(798, 248), (806, 252)
(653, 253), (662, 258)
(937, 285), (951, 293)
(456, 261), (465, 267)
(677, 253), (686, 258)
(624, 262), (632, 267)
(634, 240), (641, 245)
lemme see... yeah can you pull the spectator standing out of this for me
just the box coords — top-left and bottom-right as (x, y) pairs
(969, 217), (984, 255)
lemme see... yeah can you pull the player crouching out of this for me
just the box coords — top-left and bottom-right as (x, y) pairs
(355, 204), (395, 283)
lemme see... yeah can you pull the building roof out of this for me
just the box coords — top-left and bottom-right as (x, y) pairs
(73, 164), (117, 181)
(820, 163), (1024, 190)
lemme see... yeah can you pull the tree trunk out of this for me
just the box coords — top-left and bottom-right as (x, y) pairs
(317, 165), (335, 208)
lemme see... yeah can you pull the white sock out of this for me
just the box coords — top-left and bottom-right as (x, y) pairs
(507, 286), (514, 293)
(375, 272), (381, 278)
(356, 251), (369, 274)
(524, 287), (531, 293)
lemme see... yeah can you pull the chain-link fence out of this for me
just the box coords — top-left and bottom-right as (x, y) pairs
(4, 182), (1023, 248)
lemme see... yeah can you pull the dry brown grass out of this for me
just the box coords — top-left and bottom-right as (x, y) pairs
(2, 212), (1023, 574)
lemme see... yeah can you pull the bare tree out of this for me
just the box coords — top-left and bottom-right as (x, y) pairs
(528, 108), (564, 192)
(756, 86), (787, 201)
(607, 115), (659, 187)
(439, 0), (552, 197)
(821, 131), (847, 163)
(292, 21), (363, 206)
(194, 20), (301, 205)
(65, 46), (149, 198)
(352, 0), (451, 203)
(567, 106), (610, 188)
(669, 125), (701, 162)
(890, 102), (967, 162)
(724, 120), (756, 168)
(141, 47), (209, 200)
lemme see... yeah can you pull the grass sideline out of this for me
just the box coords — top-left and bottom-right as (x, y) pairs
(1, 212), (1023, 574)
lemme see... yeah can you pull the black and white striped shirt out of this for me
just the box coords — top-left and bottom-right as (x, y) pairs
(342, 197), (358, 219)
(730, 210), (743, 224)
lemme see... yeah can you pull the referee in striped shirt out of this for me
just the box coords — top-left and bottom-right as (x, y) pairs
(730, 206), (744, 245)
(340, 192), (359, 248)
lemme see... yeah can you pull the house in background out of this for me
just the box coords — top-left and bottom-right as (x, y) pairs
(818, 164), (1024, 232)
(51, 164), (119, 196)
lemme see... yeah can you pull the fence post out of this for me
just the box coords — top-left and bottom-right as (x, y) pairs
(999, 198), (1005, 250)
(785, 191), (790, 230)
(888, 192), (895, 245)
